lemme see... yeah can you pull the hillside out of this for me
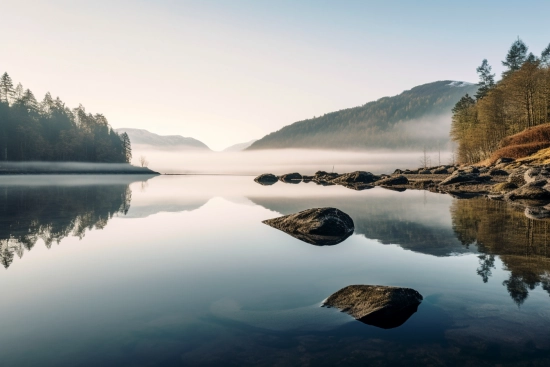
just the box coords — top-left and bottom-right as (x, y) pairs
(116, 128), (211, 150)
(223, 139), (257, 152)
(247, 81), (478, 151)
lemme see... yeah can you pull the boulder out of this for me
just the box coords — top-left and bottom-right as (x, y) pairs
(254, 173), (278, 185)
(524, 167), (550, 184)
(488, 168), (509, 176)
(262, 207), (354, 246)
(505, 180), (550, 201)
(460, 166), (479, 174)
(439, 171), (490, 186)
(496, 157), (515, 165)
(418, 169), (431, 174)
(508, 167), (528, 186)
(313, 171), (340, 183)
(491, 182), (517, 194)
(524, 206), (550, 220)
(302, 175), (313, 183)
(431, 167), (448, 174)
(279, 172), (302, 183)
(375, 175), (409, 186)
(332, 171), (378, 184)
(341, 183), (374, 191)
(322, 285), (423, 329)
(412, 180), (434, 189)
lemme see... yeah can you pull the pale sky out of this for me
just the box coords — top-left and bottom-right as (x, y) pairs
(2, 0), (550, 150)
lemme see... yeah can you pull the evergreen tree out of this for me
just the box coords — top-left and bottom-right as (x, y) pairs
(502, 38), (528, 74)
(541, 43), (550, 65)
(0, 72), (14, 104)
(475, 59), (495, 100)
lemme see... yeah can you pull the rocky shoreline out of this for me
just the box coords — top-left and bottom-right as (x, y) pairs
(255, 157), (550, 220)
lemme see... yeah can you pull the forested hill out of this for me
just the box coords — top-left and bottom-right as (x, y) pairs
(115, 128), (210, 150)
(248, 81), (478, 151)
(0, 72), (131, 163)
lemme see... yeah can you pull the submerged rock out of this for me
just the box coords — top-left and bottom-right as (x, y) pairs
(524, 206), (550, 220)
(375, 175), (409, 186)
(322, 285), (423, 329)
(262, 207), (354, 246)
(254, 173), (279, 185)
(280, 172), (302, 183)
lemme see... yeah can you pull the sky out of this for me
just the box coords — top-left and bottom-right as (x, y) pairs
(2, 0), (550, 151)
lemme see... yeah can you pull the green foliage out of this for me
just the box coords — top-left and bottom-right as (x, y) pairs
(475, 59), (495, 100)
(248, 81), (478, 150)
(502, 38), (528, 74)
(0, 72), (131, 162)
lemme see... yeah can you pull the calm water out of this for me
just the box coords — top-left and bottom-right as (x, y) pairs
(1, 175), (550, 366)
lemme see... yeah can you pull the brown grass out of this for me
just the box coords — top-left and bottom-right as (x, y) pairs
(500, 123), (550, 148)
(489, 142), (550, 165)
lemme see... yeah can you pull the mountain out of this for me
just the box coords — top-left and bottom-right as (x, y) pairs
(116, 128), (210, 150)
(223, 139), (258, 152)
(247, 81), (478, 151)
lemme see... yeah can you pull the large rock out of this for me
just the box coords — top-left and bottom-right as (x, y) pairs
(332, 171), (378, 184)
(439, 171), (489, 186)
(254, 173), (278, 185)
(508, 167), (528, 186)
(460, 166), (480, 174)
(505, 180), (550, 201)
(496, 157), (515, 165)
(375, 175), (409, 186)
(524, 206), (550, 220)
(524, 167), (550, 184)
(431, 167), (448, 174)
(322, 285), (423, 329)
(313, 171), (340, 183)
(488, 168), (509, 176)
(262, 207), (354, 246)
(279, 172), (302, 183)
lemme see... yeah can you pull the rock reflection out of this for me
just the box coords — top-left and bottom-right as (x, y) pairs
(451, 198), (550, 305)
(0, 176), (150, 269)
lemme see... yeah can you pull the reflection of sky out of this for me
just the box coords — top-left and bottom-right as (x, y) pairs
(1, 176), (550, 365)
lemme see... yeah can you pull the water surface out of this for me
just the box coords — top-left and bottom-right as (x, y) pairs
(1, 175), (550, 366)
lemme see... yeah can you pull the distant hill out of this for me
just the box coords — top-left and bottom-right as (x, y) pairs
(223, 139), (258, 152)
(116, 128), (211, 150)
(247, 81), (478, 151)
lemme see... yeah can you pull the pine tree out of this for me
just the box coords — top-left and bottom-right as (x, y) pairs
(541, 43), (550, 65)
(0, 72), (14, 104)
(475, 59), (495, 100)
(502, 38), (528, 74)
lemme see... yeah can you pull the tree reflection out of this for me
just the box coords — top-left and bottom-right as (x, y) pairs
(451, 198), (550, 305)
(0, 179), (136, 269)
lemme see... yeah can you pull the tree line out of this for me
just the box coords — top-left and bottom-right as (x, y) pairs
(451, 39), (550, 164)
(0, 72), (131, 162)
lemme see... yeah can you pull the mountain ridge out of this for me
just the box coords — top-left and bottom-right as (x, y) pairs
(115, 128), (211, 150)
(247, 80), (478, 151)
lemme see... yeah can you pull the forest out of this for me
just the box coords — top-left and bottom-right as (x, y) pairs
(451, 39), (550, 164)
(0, 72), (131, 163)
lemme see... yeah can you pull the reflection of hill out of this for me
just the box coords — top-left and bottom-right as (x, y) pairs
(249, 192), (471, 256)
(0, 176), (152, 269)
(451, 198), (550, 305)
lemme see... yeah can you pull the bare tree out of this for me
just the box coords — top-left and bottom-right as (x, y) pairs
(139, 155), (149, 168)
(419, 146), (431, 169)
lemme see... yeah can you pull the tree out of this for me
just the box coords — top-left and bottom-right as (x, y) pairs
(139, 155), (149, 167)
(419, 146), (431, 169)
(502, 38), (528, 74)
(0, 72), (14, 104)
(475, 59), (495, 100)
(542, 43), (550, 65)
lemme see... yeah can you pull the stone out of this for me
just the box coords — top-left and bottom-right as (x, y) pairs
(331, 171), (378, 184)
(375, 175), (409, 186)
(279, 172), (302, 183)
(508, 167), (528, 186)
(488, 168), (509, 176)
(262, 207), (354, 246)
(254, 173), (278, 185)
(505, 180), (550, 201)
(496, 157), (515, 165)
(524, 206), (550, 220)
(322, 285), (423, 329)
(439, 171), (490, 186)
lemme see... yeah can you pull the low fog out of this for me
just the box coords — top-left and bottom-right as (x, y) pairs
(130, 146), (454, 175)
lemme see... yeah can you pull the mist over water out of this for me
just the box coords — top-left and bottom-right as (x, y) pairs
(131, 147), (453, 175)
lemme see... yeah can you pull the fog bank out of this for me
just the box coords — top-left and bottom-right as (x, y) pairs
(130, 148), (453, 175)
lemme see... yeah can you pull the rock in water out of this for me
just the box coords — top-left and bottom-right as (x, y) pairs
(332, 171), (378, 184)
(280, 172), (302, 183)
(262, 207), (354, 246)
(375, 175), (409, 186)
(322, 285), (423, 329)
(254, 173), (278, 185)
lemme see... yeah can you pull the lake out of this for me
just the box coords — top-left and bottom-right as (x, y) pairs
(1, 175), (549, 366)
